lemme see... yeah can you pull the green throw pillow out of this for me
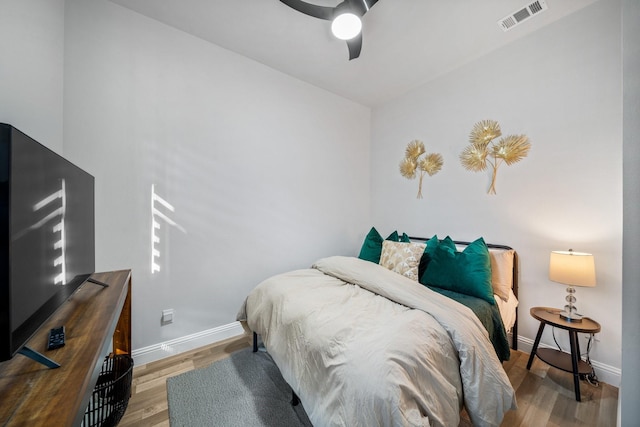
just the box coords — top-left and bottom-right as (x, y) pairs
(358, 227), (410, 264)
(418, 235), (439, 282)
(422, 236), (495, 305)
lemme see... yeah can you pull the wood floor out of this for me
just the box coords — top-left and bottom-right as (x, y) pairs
(119, 333), (618, 427)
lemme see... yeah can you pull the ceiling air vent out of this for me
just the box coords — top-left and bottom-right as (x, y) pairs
(498, 0), (548, 32)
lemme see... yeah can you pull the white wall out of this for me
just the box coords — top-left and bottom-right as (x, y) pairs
(621, 0), (640, 422)
(370, 0), (622, 384)
(0, 0), (65, 152)
(62, 0), (370, 357)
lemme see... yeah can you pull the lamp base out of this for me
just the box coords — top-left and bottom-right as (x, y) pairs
(561, 286), (583, 322)
(559, 310), (583, 322)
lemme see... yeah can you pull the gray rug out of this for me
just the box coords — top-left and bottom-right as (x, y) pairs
(166, 347), (313, 426)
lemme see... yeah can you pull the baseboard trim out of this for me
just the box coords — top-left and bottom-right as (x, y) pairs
(516, 335), (621, 387)
(132, 321), (245, 366)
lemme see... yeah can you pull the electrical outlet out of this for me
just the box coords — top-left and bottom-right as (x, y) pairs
(161, 309), (174, 325)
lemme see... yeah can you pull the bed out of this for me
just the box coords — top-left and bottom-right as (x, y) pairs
(237, 232), (519, 427)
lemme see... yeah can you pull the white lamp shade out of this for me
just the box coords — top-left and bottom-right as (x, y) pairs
(331, 13), (362, 40)
(549, 250), (596, 287)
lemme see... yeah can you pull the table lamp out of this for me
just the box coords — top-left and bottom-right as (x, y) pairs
(549, 249), (596, 322)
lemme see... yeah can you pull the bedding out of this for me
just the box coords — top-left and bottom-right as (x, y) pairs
(412, 237), (519, 344)
(496, 289), (518, 333)
(238, 256), (516, 427)
(417, 236), (515, 361)
(425, 286), (510, 361)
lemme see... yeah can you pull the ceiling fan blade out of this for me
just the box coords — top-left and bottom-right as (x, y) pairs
(366, 0), (379, 10)
(280, 0), (334, 20)
(346, 34), (362, 60)
(346, 0), (379, 16)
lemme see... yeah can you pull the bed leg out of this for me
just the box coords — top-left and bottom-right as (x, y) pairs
(252, 332), (258, 352)
(292, 390), (299, 406)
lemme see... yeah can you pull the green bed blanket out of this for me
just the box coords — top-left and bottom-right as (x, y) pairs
(427, 286), (511, 362)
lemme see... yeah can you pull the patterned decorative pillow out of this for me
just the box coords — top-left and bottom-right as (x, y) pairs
(379, 240), (427, 281)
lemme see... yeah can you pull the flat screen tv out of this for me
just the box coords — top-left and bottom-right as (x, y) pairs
(0, 123), (95, 364)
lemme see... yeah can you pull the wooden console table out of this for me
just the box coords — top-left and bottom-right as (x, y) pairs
(0, 270), (132, 426)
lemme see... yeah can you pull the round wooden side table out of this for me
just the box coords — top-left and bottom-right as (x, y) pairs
(526, 306), (601, 402)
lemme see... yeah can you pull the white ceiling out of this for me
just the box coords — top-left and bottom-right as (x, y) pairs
(109, 0), (596, 107)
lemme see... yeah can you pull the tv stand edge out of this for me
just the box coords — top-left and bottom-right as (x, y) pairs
(0, 269), (132, 426)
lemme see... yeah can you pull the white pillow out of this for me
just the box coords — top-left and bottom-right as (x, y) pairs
(379, 240), (426, 281)
(489, 248), (515, 302)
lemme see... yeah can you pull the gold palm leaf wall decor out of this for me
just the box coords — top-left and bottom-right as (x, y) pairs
(399, 140), (443, 198)
(460, 120), (531, 194)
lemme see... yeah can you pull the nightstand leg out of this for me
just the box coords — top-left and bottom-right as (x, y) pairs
(527, 321), (546, 370)
(568, 330), (581, 402)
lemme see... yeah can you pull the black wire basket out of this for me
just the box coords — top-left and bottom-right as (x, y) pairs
(83, 354), (134, 427)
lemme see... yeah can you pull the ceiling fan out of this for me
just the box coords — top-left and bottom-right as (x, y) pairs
(280, 0), (380, 60)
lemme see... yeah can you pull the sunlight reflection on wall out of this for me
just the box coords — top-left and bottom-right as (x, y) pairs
(151, 184), (186, 274)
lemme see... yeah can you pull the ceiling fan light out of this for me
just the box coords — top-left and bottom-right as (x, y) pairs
(331, 13), (362, 40)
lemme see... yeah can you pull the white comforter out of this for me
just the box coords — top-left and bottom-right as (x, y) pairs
(238, 256), (516, 427)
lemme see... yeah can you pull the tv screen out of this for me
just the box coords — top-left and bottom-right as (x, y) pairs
(0, 123), (95, 362)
